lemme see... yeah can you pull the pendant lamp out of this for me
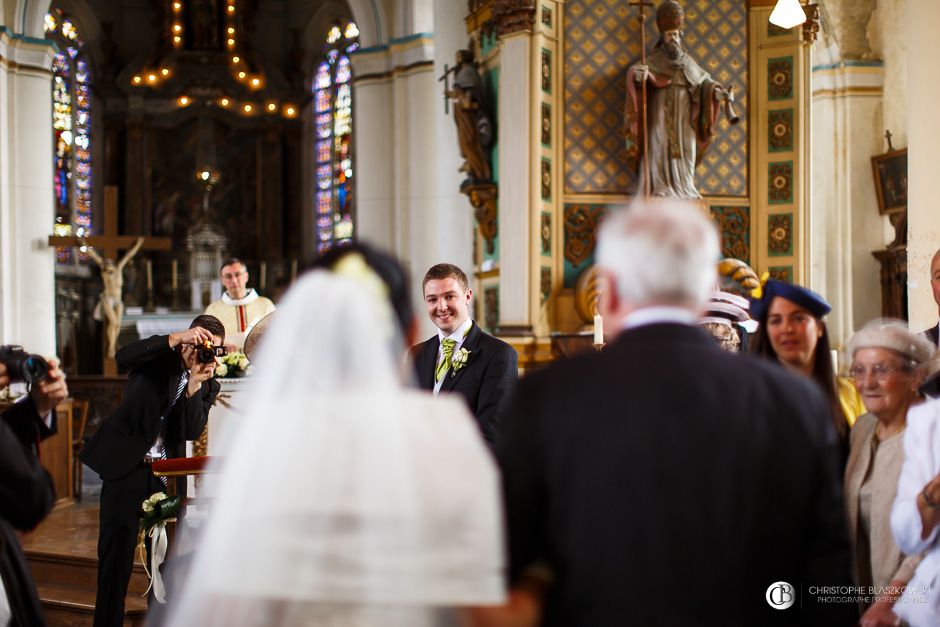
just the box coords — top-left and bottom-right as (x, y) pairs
(769, 0), (807, 29)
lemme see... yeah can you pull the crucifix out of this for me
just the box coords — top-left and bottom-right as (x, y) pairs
(48, 185), (172, 374)
(629, 0), (655, 198)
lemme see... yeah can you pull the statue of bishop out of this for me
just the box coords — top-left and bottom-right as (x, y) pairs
(624, 0), (737, 199)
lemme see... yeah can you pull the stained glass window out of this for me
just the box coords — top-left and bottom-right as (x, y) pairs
(46, 9), (92, 264)
(313, 22), (358, 253)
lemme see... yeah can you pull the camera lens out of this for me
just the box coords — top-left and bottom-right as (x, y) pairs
(22, 356), (48, 383)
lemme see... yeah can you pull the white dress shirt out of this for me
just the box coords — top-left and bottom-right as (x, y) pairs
(620, 306), (697, 331)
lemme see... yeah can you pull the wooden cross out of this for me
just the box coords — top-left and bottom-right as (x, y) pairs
(884, 130), (894, 152)
(48, 185), (172, 374)
(48, 186), (171, 259)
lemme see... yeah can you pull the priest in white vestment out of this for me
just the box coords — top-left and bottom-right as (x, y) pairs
(204, 257), (276, 352)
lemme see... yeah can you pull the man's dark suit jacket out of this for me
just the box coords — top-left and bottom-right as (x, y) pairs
(921, 324), (940, 397)
(497, 323), (854, 626)
(409, 321), (518, 443)
(81, 335), (220, 481)
(1, 397), (56, 627)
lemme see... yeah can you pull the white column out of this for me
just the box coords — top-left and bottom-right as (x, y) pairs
(907, 0), (940, 329)
(431, 0), (473, 289)
(497, 33), (531, 328)
(810, 62), (885, 344)
(0, 33), (56, 354)
(352, 26), (473, 339)
(352, 75), (395, 250)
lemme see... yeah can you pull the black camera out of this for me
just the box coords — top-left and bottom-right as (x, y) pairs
(0, 345), (48, 384)
(196, 343), (228, 364)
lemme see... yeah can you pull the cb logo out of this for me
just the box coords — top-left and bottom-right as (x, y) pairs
(766, 581), (795, 610)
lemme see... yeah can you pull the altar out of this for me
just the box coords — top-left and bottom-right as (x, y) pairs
(185, 375), (251, 508)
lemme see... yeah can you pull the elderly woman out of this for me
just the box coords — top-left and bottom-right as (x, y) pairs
(751, 279), (865, 460)
(844, 319), (933, 626)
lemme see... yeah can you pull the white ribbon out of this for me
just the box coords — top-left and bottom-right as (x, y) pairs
(140, 522), (171, 603)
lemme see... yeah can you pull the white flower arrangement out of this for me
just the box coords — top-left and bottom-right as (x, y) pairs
(141, 491), (168, 514)
(450, 347), (470, 376)
(215, 351), (250, 378)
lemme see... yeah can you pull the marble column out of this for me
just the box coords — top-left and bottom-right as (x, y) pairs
(906, 0), (940, 329)
(0, 32), (56, 353)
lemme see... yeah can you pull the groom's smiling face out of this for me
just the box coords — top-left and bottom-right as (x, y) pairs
(424, 277), (471, 335)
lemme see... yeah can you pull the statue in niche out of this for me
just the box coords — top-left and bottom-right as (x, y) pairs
(80, 236), (144, 359)
(624, 0), (739, 199)
(446, 49), (494, 185)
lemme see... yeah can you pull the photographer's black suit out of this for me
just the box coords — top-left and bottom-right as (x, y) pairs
(409, 320), (518, 443)
(81, 335), (219, 627)
(1, 397), (55, 627)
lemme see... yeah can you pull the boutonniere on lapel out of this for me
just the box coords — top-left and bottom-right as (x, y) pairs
(450, 347), (471, 377)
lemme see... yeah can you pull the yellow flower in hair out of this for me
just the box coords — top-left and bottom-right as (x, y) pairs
(333, 253), (389, 299)
(750, 271), (770, 300)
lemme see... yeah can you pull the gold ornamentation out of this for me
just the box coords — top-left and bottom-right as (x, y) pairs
(465, 181), (498, 256)
(491, 0), (536, 36)
(563, 204), (603, 267)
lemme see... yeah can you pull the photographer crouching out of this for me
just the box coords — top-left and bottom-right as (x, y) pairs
(0, 349), (69, 626)
(80, 315), (223, 627)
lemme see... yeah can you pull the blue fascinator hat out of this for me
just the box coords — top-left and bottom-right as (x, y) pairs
(749, 274), (831, 321)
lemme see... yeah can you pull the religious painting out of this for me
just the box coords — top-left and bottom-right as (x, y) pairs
(871, 148), (907, 215)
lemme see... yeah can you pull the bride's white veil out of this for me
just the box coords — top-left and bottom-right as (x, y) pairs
(166, 257), (504, 626)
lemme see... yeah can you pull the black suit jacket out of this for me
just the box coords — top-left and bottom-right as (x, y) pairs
(409, 321), (518, 443)
(81, 335), (220, 481)
(1, 397), (56, 626)
(921, 324), (940, 398)
(497, 323), (853, 626)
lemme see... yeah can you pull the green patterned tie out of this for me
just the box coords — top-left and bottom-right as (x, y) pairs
(435, 338), (457, 382)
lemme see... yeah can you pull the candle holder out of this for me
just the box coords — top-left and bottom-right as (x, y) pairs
(144, 259), (155, 311)
(170, 259), (180, 311)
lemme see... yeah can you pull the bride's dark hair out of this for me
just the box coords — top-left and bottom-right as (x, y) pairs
(309, 243), (414, 337)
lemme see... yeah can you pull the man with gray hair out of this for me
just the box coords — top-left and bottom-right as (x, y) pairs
(493, 200), (853, 625)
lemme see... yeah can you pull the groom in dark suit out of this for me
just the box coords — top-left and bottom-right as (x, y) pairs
(409, 263), (517, 443)
(492, 200), (853, 626)
(81, 315), (223, 627)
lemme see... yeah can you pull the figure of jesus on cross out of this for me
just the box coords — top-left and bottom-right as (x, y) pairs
(48, 186), (171, 372)
(80, 236), (144, 359)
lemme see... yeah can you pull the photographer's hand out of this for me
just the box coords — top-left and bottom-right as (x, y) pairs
(31, 357), (68, 416)
(169, 327), (214, 349)
(186, 360), (216, 398)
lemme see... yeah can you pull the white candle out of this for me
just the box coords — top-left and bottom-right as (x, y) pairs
(259, 261), (267, 292)
(831, 349), (839, 375)
(145, 259), (153, 291)
(593, 313), (604, 345)
(171, 259), (178, 290)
